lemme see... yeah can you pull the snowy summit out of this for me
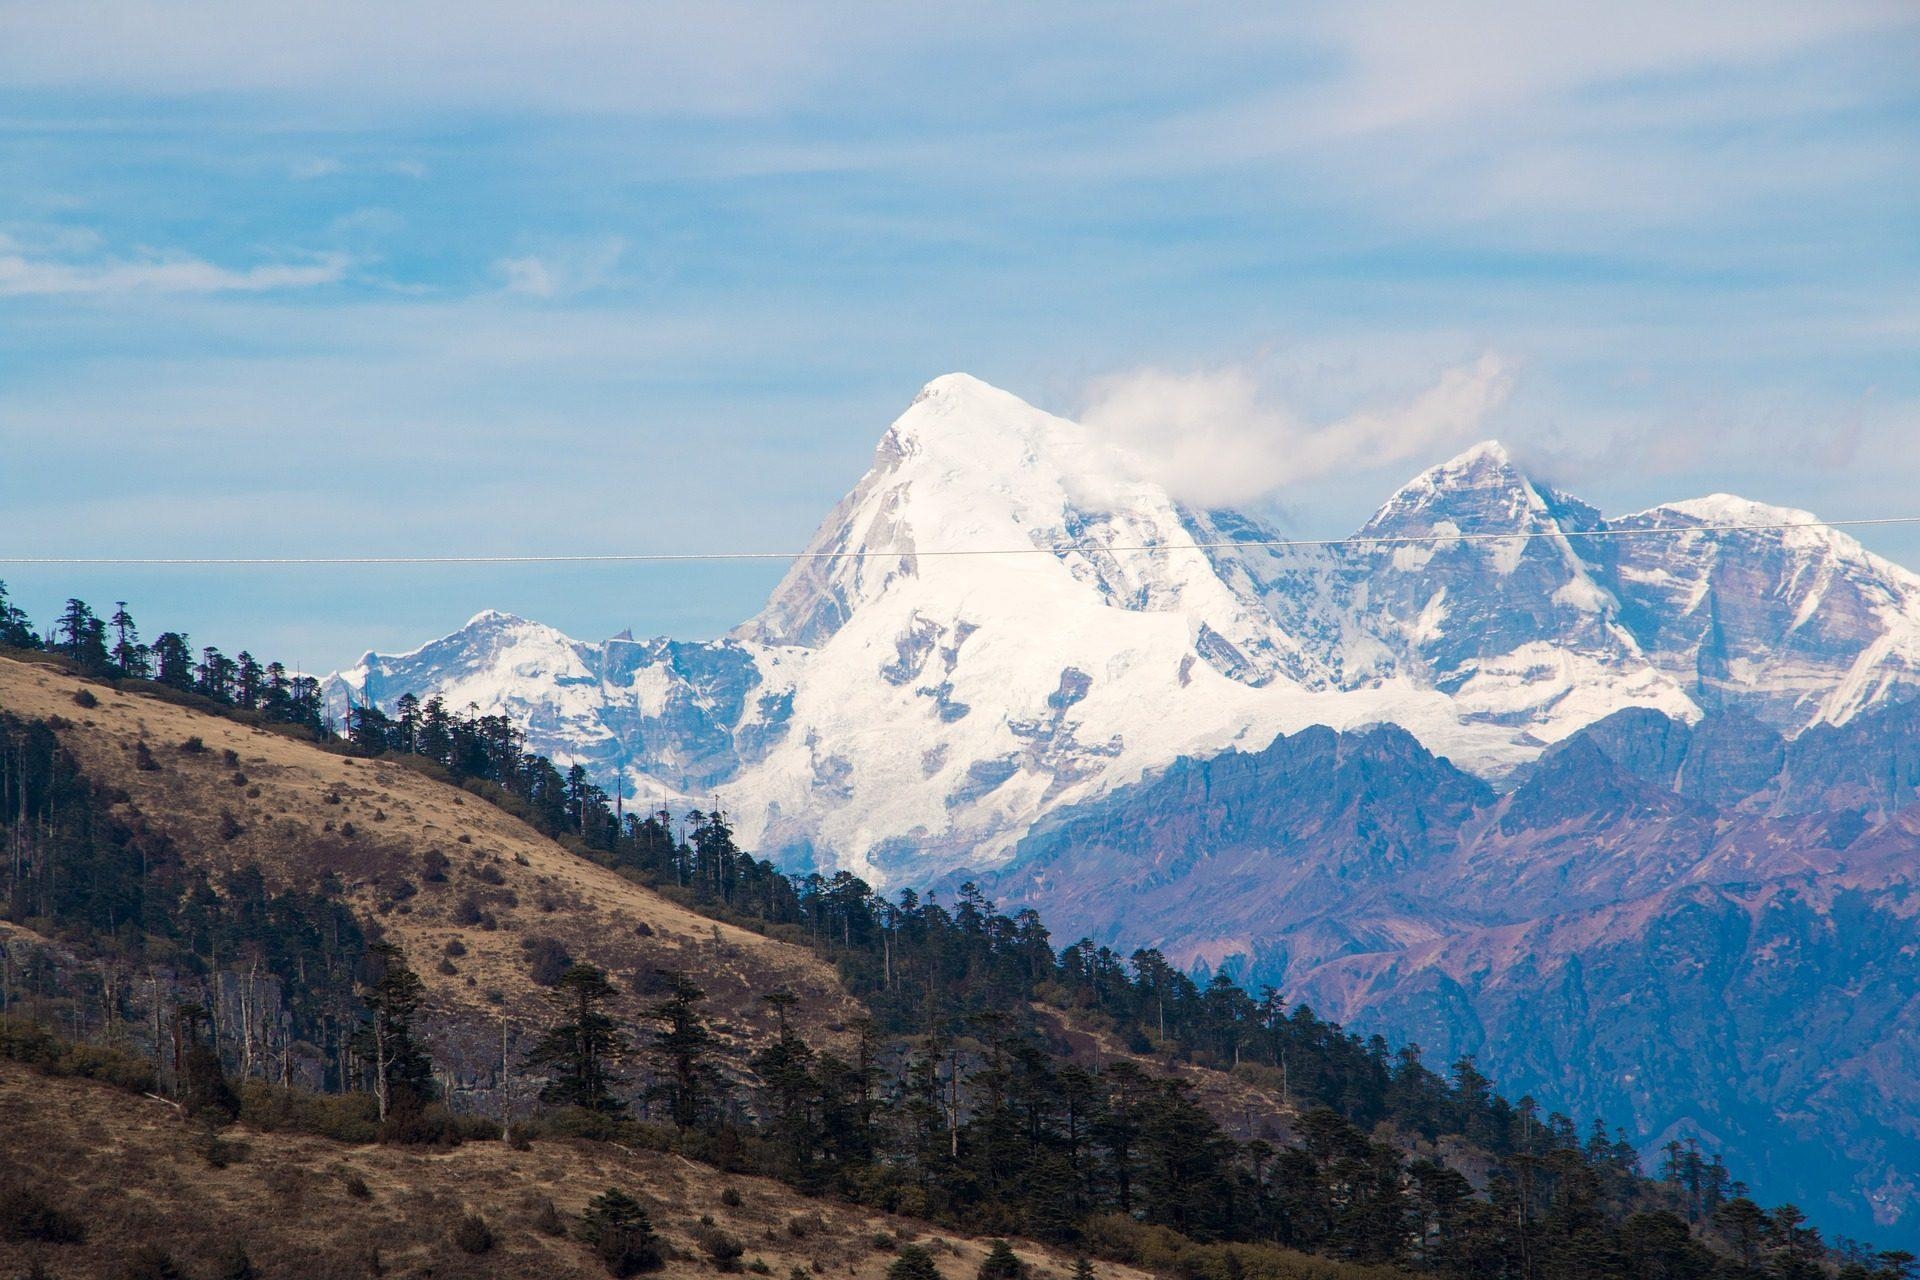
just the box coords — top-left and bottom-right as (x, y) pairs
(328, 375), (1920, 887)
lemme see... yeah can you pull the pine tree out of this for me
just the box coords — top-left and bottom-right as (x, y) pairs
(525, 964), (628, 1113)
(355, 942), (434, 1133)
(0, 580), (38, 649)
(643, 969), (718, 1130)
(752, 990), (821, 1186)
(150, 632), (196, 690)
(886, 1246), (941, 1280)
(1714, 1198), (1771, 1273)
(174, 1002), (238, 1122)
(233, 651), (263, 708)
(977, 1240), (1026, 1280)
(53, 599), (108, 671)
(108, 602), (149, 678)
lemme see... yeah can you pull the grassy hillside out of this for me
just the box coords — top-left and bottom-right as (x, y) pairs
(0, 652), (858, 1054)
(3, 1057), (1273, 1280)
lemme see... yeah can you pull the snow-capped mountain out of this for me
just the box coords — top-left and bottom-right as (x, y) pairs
(327, 373), (1920, 886)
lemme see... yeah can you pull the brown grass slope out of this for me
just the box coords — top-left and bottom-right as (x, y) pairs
(0, 1059), (1157, 1280)
(0, 654), (860, 1055)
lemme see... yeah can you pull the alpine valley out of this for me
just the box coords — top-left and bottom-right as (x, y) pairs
(332, 374), (1920, 1245)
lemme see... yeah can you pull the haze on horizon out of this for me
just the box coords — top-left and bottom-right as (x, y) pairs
(1, 1), (1916, 668)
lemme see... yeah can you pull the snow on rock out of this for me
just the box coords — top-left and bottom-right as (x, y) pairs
(327, 376), (1920, 888)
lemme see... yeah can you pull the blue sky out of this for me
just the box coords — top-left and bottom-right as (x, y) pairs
(2, 2), (1916, 670)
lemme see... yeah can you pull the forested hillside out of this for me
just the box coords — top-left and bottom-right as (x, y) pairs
(1, 588), (1912, 1279)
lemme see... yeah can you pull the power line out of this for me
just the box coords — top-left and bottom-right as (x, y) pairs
(0, 515), (1915, 567)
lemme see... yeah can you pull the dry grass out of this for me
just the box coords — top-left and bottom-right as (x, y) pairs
(0, 1059), (1143, 1280)
(0, 655), (861, 1052)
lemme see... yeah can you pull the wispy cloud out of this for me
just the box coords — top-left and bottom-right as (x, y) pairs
(1081, 353), (1514, 507)
(0, 248), (348, 297)
(288, 156), (343, 180)
(495, 236), (626, 299)
(290, 155), (428, 181)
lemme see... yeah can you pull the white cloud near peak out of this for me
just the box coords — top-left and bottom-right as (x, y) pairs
(1081, 353), (1514, 507)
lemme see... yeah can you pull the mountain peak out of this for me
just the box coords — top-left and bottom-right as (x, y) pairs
(1358, 438), (1562, 543)
(1651, 493), (1819, 528)
(911, 371), (1005, 404)
(1446, 438), (1515, 469)
(464, 608), (530, 629)
(1414, 438), (1531, 493)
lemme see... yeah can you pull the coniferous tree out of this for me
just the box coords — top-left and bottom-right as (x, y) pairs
(526, 964), (628, 1114)
(53, 599), (109, 671)
(107, 601), (150, 677)
(886, 1246), (942, 1280)
(977, 1240), (1026, 1280)
(233, 651), (264, 709)
(1715, 1198), (1771, 1273)
(150, 632), (195, 690)
(175, 1002), (238, 1122)
(0, 580), (38, 649)
(355, 942), (433, 1132)
(752, 990), (821, 1186)
(644, 970), (718, 1130)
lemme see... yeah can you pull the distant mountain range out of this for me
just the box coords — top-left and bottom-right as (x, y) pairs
(328, 373), (1920, 1244)
(329, 373), (1920, 886)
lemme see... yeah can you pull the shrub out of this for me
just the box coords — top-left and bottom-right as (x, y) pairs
(72, 689), (98, 708)
(178, 736), (206, 754)
(720, 1186), (743, 1208)
(523, 935), (573, 986)
(237, 1080), (380, 1143)
(532, 1198), (566, 1237)
(0, 1183), (85, 1244)
(786, 1214), (825, 1240)
(134, 741), (160, 771)
(694, 1223), (745, 1271)
(578, 1188), (662, 1276)
(213, 1240), (257, 1280)
(452, 1213), (495, 1255)
(116, 1244), (186, 1280)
